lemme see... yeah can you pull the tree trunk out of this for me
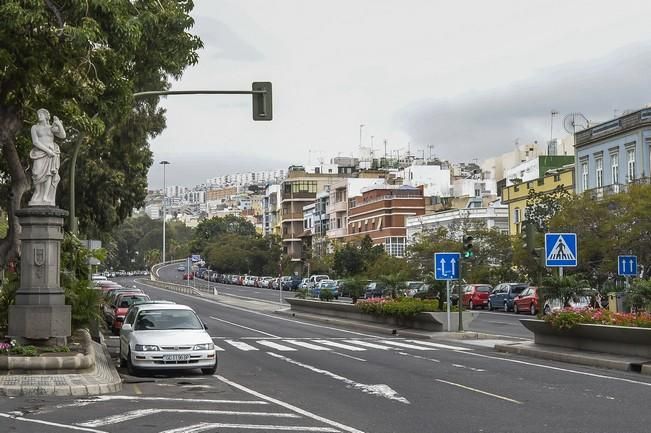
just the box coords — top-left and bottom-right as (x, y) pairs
(0, 105), (30, 267)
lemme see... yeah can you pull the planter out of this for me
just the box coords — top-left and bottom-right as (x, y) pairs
(521, 319), (651, 357)
(286, 298), (477, 331)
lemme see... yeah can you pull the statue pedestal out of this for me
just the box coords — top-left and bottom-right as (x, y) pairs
(8, 207), (71, 345)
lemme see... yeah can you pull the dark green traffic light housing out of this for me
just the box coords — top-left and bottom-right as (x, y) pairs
(463, 235), (474, 258)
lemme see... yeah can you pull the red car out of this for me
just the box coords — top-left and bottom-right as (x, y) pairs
(182, 272), (194, 280)
(107, 292), (150, 334)
(462, 284), (492, 309)
(513, 287), (539, 315)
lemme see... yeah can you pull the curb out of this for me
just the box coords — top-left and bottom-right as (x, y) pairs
(495, 341), (651, 372)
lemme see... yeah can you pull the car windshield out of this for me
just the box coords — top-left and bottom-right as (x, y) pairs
(118, 295), (149, 307)
(512, 285), (527, 293)
(475, 286), (491, 292)
(407, 282), (424, 290)
(134, 309), (203, 331)
(320, 281), (336, 288)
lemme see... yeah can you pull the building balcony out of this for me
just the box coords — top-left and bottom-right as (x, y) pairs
(329, 201), (347, 213)
(326, 227), (347, 238)
(281, 212), (304, 221)
(350, 194), (423, 209)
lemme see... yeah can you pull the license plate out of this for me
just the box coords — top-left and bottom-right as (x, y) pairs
(163, 354), (190, 361)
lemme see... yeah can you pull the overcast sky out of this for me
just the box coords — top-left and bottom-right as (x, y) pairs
(148, 0), (651, 188)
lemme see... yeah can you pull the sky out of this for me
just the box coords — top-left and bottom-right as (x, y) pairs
(147, 0), (651, 188)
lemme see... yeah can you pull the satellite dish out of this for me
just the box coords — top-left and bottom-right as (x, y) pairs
(563, 113), (589, 134)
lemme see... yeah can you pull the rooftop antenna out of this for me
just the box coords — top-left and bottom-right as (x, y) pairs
(550, 110), (558, 142)
(384, 139), (388, 160)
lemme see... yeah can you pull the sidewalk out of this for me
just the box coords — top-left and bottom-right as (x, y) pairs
(0, 339), (122, 397)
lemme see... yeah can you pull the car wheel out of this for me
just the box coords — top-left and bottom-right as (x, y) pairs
(126, 349), (139, 376)
(513, 303), (519, 314)
(530, 303), (536, 315)
(469, 301), (474, 310)
(503, 302), (509, 312)
(201, 364), (217, 375)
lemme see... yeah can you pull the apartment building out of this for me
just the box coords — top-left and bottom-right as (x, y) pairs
(346, 185), (425, 257)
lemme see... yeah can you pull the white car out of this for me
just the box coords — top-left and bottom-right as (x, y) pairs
(119, 303), (217, 376)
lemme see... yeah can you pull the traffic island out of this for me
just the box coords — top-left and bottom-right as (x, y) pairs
(0, 329), (122, 396)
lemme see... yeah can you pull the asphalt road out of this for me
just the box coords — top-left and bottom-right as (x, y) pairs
(2, 266), (651, 432)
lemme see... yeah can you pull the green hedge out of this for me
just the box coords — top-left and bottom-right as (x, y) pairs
(356, 297), (439, 318)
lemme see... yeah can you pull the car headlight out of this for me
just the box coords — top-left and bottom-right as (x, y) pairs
(135, 344), (159, 351)
(193, 343), (214, 351)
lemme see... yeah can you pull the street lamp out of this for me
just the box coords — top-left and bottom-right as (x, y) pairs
(160, 160), (170, 264)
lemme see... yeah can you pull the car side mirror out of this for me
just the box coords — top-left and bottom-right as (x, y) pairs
(121, 324), (132, 332)
(203, 323), (208, 330)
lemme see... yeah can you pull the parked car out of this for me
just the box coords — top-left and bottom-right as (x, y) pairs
(488, 283), (529, 311)
(308, 274), (330, 288)
(182, 272), (194, 280)
(462, 284), (492, 309)
(513, 287), (539, 315)
(177, 265), (186, 272)
(259, 276), (274, 288)
(281, 275), (302, 291)
(404, 281), (426, 297)
(107, 293), (151, 335)
(119, 303), (217, 376)
(311, 279), (340, 299)
(364, 281), (387, 299)
(299, 278), (309, 289)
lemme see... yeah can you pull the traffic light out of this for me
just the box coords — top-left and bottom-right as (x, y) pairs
(463, 235), (474, 258)
(522, 221), (536, 255)
(252, 81), (273, 121)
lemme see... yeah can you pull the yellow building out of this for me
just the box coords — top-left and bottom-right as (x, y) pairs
(502, 166), (575, 236)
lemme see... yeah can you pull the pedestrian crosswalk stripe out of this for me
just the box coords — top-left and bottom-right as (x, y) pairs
(405, 340), (472, 351)
(380, 340), (437, 351)
(343, 340), (394, 350)
(225, 340), (259, 351)
(312, 340), (366, 351)
(256, 341), (297, 351)
(283, 340), (332, 351)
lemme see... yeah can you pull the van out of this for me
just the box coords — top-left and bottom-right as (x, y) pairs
(308, 274), (329, 288)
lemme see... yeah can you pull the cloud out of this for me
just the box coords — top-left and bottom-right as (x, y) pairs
(399, 42), (651, 161)
(193, 16), (263, 62)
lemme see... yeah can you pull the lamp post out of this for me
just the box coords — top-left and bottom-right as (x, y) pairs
(160, 160), (170, 264)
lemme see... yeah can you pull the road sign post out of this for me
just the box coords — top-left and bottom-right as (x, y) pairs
(434, 252), (461, 332)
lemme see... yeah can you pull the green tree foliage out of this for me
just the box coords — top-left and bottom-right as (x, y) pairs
(333, 235), (384, 277)
(525, 185), (573, 232)
(0, 1), (202, 266)
(191, 215), (257, 253)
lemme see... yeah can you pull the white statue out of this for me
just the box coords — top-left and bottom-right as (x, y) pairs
(29, 108), (65, 207)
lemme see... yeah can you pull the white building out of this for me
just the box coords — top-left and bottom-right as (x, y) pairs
(481, 141), (545, 182)
(144, 203), (161, 220)
(263, 184), (282, 236)
(399, 163), (451, 197)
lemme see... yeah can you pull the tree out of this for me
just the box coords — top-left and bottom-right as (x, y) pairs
(525, 185), (573, 232)
(0, 1), (202, 267)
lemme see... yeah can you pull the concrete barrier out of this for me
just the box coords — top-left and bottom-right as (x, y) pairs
(286, 298), (477, 331)
(521, 319), (651, 358)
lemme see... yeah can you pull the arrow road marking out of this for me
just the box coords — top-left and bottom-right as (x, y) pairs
(266, 352), (410, 404)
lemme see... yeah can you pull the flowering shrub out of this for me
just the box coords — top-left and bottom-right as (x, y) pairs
(0, 340), (16, 353)
(356, 297), (439, 317)
(543, 308), (651, 329)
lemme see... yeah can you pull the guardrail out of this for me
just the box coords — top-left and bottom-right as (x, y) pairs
(139, 278), (212, 298)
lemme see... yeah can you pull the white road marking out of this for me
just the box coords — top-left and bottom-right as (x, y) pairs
(215, 375), (366, 433)
(284, 340), (332, 351)
(225, 340), (259, 351)
(313, 340), (366, 351)
(160, 422), (340, 432)
(435, 379), (523, 404)
(460, 350), (651, 387)
(213, 342), (225, 351)
(331, 351), (367, 362)
(74, 396), (267, 405)
(256, 340), (298, 351)
(78, 409), (299, 427)
(266, 352), (410, 404)
(397, 352), (440, 363)
(344, 340), (394, 350)
(135, 280), (379, 337)
(452, 364), (486, 372)
(0, 412), (107, 433)
(405, 340), (472, 351)
(209, 316), (280, 338)
(380, 340), (436, 351)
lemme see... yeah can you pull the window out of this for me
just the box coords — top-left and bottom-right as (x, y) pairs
(581, 162), (588, 191)
(384, 237), (406, 257)
(595, 157), (603, 188)
(553, 174), (561, 182)
(627, 148), (636, 182)
(611, 152), (619, 184)
(537, 179), (544, 186)
(514, 208), (520, 224)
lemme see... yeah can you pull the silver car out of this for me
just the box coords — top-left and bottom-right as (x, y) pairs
(119, 303), (217, 376)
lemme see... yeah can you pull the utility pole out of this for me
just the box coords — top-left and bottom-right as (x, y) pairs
(160, 160), (170, 264)
(359, 124), (365, 148)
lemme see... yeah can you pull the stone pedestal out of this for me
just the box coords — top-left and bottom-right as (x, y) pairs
(8, 207), (71, 345)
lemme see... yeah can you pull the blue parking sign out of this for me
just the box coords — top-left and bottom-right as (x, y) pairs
(434, 252), (461, 280)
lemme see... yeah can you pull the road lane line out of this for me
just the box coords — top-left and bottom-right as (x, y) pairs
(435, 379), (523, 404)
(78, 409), (299, 427)
(331, 351), (367, 362)
(215, 375), (366, 433)
(379, 340), (436, 351)
(74, 396), (267, 404)
(284, 340), (332, 351)
(257, 340), (298, 351)
(405, 340), (472, 351)
(343, 340), (394, 350)
(225, 340), (259, 351)
(397, 352), (440, 363)
(209, 316), (280, 338)
(312, 340), (366, 351)
(266, 352), (409, 404)
(160, 423), (339, 432)
(458, 350), (651, 387)
(0, 412), (107, 433)
(135, 280), (379, 337)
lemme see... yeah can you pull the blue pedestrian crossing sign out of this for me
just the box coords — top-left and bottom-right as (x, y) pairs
(434, 252), (461, 280)
(545, 233), (577, 267)
(618, 255), (638, 277)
